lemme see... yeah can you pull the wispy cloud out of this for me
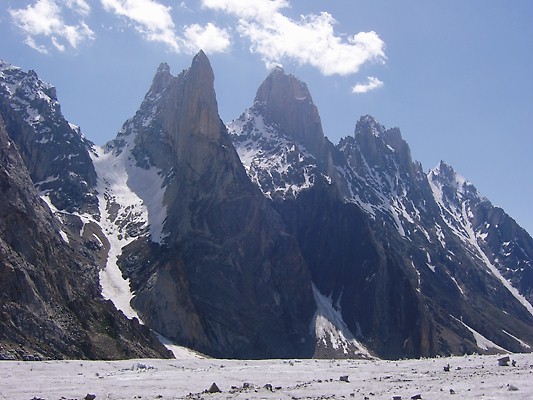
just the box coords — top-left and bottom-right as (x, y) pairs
(9, 0), (95, 54)
(202, 0), (386, 76)
(101, 0), (230, 54)
(101, 0), (180, 51)
(352, 76), (384, 94)
(65, 0), (91, 16)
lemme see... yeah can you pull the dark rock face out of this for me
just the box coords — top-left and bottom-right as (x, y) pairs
(0, 116), (171, 360)
(115, 52), (316, 358)
(277, 181), (435, 359)
(0, 61), (98, 217)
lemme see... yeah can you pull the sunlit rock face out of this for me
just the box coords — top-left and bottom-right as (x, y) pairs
(114, 52), (316, 359)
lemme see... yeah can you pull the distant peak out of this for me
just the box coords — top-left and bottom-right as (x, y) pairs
(188, 50), (214, 83)
(0, 60), (16, 71)
(430, 161), (458, 181)
(148, 62), (173, 97)
(268, 64), (285, 75)
(157, 62), (171, 74)
(253, 69), (325, 156)
(256, 68), (310, 105)
(192, 50), (209, 67)
(354, 115), (386, 137)
(429, 161), (483, 200)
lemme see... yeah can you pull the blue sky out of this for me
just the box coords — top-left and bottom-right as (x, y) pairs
(1, 0), (532, 235)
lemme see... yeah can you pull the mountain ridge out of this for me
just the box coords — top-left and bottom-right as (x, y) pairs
(229, 67), (533, 358)
(1, 55), (532, 360)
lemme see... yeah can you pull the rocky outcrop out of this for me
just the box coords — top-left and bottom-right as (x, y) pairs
(0, 116), (171, 360)
(113, 52), (316, 358)
(277, 181), (435, 359)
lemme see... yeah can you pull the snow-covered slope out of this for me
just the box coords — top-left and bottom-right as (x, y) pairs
(92, 134), (167, 320)
(2, 353), (533, 400)
(311, 285), (372, 359)
(0, 63), (173, 360)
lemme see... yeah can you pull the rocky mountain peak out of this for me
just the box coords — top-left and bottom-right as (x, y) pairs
(253, 67), (325, 156)
(148, 62), (172, 97)
(429, 160), (475, 191)
(102, 52), (317, 359)
(166, 50), (221, 148)
(431, 158), (493, 209)
(354, 115), (386, 137)
(126, 51), (224, 177)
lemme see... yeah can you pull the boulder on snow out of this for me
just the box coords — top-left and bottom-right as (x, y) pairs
(498, 356), (510, 366)
(207, 382), (221, 393)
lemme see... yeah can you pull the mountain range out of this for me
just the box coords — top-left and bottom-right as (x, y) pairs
(0, 52), (531, 360)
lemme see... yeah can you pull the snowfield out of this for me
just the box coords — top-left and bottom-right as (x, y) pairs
(1, 353), (532, 399)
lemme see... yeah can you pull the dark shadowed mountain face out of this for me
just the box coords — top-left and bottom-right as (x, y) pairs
(1, 55), (531, 361)
(229, 68), (533, 359)
(0, 116), (171, 361)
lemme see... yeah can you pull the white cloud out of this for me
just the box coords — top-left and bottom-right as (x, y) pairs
(202, 0), (386, 76)
(352, 76), (384, 94)
(202, 0), (288, 22)
(9, 0), (94, 54)
(101, 0), (230, 54)
(101, 0), (180, 51)
(183, 23), (231, 54)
